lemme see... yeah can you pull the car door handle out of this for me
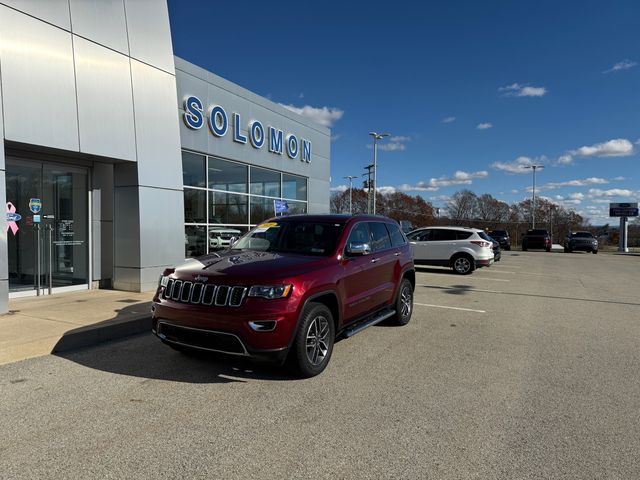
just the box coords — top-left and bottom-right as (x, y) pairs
(394, 252), (401, 256)
(370, 258), (379, 263)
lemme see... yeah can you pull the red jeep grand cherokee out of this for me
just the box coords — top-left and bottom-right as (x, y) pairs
(152, 214), (415, 377)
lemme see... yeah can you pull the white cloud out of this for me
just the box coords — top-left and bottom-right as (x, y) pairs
(376, 186), (397, 195)
(511, 189), (519, 194)
(555, 154), (574, 166)
(613, 176), (626, 181)
(367, 135), (412, 152)
(491, 156), (538, 174)
(330, 185), (348, 193)
(572, 138), (634, 157)
(499, 83), (547, 97)
(569, 192), (585, 201)
(279, 104), (344, 127)
(603, 59), (637, 74)
(429, 195), (452, 203)
(588, 188), (637, 198)
(442, 116), (456, 124)
(477, 122), (493, 130)
(529, 177), (609, 191)
(399, 170), (488, 192)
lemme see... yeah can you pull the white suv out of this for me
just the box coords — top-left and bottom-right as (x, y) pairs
(407, 226), (494, 275)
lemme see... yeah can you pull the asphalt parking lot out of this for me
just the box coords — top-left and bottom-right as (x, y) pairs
(1, 250), (639, 479)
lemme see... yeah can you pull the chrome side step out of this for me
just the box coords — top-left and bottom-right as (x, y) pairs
(343, 309), (396, 338)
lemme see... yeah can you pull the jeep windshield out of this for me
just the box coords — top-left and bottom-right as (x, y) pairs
(232, 220), (345, 256)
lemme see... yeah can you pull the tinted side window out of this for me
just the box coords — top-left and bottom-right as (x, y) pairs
(368, 222), (392, 251)
(346, 223), (371, 251)
(432, 229), (457, 241)
(386, 223), (407, 247)
(407, 229), (430, 242)
(456, 231), (473, 240)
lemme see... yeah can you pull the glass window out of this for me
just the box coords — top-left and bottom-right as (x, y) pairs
(184, 188), (206, 223)
(233, 221), (344, 256)
(250, 196), (276, 225)
(283, 174), (307, 200)
(208, 225), (247, 251)
(286, 200), (307, 215)
(185, 225), (207, 258)
(209, 157), (248, 193)
(182, 151), (206, 188)
(210, 192), (248, 224)
(368, 222), (392, 251)
(386, 223), (407, 247)
(250, 167), (281, 197)
(456, 231), (473, 240)
(431, 229), (457, 241)
(407, 229), (430, 242)
(346, 223), (370, 249)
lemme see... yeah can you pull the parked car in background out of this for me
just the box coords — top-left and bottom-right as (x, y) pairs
(407, 226), (494, 275)
(209, 226), (243, 250)
(491, 239), (501, 262)
(488, 229), (511, 250)
(522, 229), (551, 252)
(564, 231), (598, 254)
(153, 215), (415, 377)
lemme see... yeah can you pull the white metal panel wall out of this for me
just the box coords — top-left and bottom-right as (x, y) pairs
(0, 0), (71, 30)
(124, 0), (174, 74)
(74, 37), (136, 161)
(69, 0), (129, 55)
(0, 5), (79, 151)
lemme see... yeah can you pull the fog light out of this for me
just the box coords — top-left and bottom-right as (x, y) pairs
(249, 320), (277, 332)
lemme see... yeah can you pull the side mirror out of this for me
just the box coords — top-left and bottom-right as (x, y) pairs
(346, 242), (371, 256)
(229, 236), (239, 247)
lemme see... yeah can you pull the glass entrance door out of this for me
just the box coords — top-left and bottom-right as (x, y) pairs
(6, 159), (89, 295)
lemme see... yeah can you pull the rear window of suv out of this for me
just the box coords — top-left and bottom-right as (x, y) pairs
(527, 229), (549, 235)
(368, 222), (392, 251)
(571, 232), (593, 238)
(386, 223), (407, 247)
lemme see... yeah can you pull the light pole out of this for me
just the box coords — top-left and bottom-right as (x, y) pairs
(524, 165), (544, 228)
(369, 132), (390, 214)
(343, 175), (357, 214)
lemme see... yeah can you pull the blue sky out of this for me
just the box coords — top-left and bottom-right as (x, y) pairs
(167, 0), (639, 224)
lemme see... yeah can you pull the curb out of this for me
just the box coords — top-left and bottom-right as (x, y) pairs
(52, 315), (152, 354)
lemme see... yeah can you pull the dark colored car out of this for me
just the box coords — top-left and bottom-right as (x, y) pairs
(152, 215), (415, 377)
(564, 231), (598, 254)
(522, 229), (552, 252)
(491, 239), (501, 262)
(488, 229), (511, 250)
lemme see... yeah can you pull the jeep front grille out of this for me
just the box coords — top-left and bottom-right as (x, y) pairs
(163, 279), (247, 307)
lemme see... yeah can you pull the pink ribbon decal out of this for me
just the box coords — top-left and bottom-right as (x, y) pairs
(6, 202), (19, 235)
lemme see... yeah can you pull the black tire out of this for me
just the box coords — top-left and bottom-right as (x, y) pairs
(289, 302), (335, 378)
(546, 247), (551, 252)
(522, 243), (527, 251)
(451, 254), (474, 275)
(392, 278), (413, 326)
(505, 245), (511, 251)
(593, 250), (598, 254)
(564, 247), (569, 253)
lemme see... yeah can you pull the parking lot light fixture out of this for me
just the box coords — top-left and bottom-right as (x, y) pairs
(369, 132), (390, 215)
(524, 165), (544, 228)
(343, 175), (357, 214)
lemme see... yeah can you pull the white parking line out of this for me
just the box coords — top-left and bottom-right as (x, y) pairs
(419, 273), (511, 282)
(414, 302), (486, 313)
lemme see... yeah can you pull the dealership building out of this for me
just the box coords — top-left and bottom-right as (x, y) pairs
(0, 0), (330, 313)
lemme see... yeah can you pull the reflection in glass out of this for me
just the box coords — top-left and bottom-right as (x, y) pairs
(185, 225), (206, 258)
(209, 225), (248, 250)
(210, 192), (248, 224)
(250, 196), (275, 225)
(250, 167), (281, 197)
(287, 200), (307, 215)
(182, 151), (206, 187)
(283, 174), (307, 200)
(209, 157), (248, 193)
(184, 188), (206, 223)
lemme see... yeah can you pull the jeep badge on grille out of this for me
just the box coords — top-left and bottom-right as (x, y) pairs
(194, 275), (208, 283)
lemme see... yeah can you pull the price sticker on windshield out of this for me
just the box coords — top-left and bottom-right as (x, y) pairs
(254, 222), (280, 233)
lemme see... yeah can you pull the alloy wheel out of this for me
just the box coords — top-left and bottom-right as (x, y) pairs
(306, 315), (330, 366)
(400, 285), (412, 318)
(454, 257), (471, 274)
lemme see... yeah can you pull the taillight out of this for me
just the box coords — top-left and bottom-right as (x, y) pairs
(470, 240), (492, 248)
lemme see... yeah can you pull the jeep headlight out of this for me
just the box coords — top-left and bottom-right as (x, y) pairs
(248, 285), (292, 299)
(158, 275), (169, 288)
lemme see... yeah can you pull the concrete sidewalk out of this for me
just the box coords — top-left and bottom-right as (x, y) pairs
(1, 289), (153, 366)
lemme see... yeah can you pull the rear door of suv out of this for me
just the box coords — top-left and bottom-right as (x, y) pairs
(365, 221), (397, 310)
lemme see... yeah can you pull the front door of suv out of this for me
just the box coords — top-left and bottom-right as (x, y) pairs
(341, 222), (377, 320)
(365, 221), (396, 310)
